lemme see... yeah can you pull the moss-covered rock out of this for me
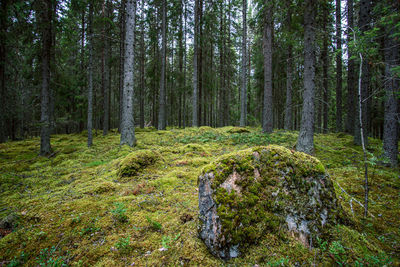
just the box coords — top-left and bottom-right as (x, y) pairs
(226, 127), (251, 134)
(198, 145), (339, 260)
(117, 150), (160, 177)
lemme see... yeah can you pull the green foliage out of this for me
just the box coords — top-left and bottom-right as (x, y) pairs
(161, 234), (180, 249)
(36, 247), (66, 267)
(328, 241), (347, 266)
(7, 251), (26, 267)
(110, 202), (128, 223)
(146, 216), (162, 231)
(115, 236), (131, 253)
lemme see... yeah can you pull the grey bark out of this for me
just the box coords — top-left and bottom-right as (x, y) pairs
(139, 0), (145, 129)
(120, 0), (137, 146)
(103, 0), (111, 135)
(119, 0), (126, 132)
(39, 0), (53, 156)
(262, 0), (273, 133)
(322, 3), (329, 134)
(87, 0), (94, 147)
(297, 0), (316, 155)
(336, 0), (342, 132)
(383, 22), (399, 167)
(192, 0), (199, 127)
(158, 0), (167, 130)
(345, 0), (355, 134)
(284, 2), (292, 131)
(354, 0), (370, 146)
(0, 0), (7, 143)
(240, 0), (247, 127)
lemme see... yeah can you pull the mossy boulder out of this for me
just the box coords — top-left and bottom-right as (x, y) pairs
(117, 150), (160, 177)
(226, 127), (250, 134)
(198, 145), (339, 260)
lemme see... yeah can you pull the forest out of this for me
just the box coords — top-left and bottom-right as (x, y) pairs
(0, 0), (399, 266)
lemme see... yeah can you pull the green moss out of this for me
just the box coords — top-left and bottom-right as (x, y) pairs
(117, 149), (161, 177)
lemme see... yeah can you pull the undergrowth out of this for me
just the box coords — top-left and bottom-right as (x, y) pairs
(0, 127), (399, 266)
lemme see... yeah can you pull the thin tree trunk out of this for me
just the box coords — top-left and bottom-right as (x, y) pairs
(322, 3), (329, 134)
(262, 0), (273, 133)
(139, 0), (145, 129)
(284, 1), (292, 131)
(383, 16), (399, 167)
(120, 0), (137, 146)
(119, 0), (126, 132)
(354, 0), (370, 146)
(192, 0), (199, 127)
(39, 0), (53, 156)
(240, 0), (247, 127)
(297, 0), (316, 155)
(0, 0), (8, 143)
(103, 0), (110, 135)
(87, 0), (94, 147)
(346, 0), (355, 133)
(336, 0), (343, 132)
(158, 0), (167, 130)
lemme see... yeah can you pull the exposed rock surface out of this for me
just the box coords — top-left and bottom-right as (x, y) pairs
(198, 145), (339, 259)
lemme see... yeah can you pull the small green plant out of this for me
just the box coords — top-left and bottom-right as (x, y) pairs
(36, 246), (66, 267)
(316, 236), (328, 252)
(111, 202), (128, 222)
(7, 251), (26, 267)
(115, 236), (131, 253)
(329, 241), (347, 266)
(79, 218), (100, 236)
(146, 216), (162, 231)
(266, 256), (290, 267)
(161, 233), (180, 249)
(354, 252), (393, 267)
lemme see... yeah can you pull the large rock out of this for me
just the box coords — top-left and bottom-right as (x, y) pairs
(198, 145), (339, 259)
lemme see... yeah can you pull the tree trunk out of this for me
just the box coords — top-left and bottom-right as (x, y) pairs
(383, 14), (399, 167)
(284, 1), (292, 131)
(297, 0), (316, 155)
(345, 0), (355, 134)
(139, 0), (145, 129)
(103, 0), (111, 135)
(0, 0), (7, 143)
(192, 0), (199, 127)
(158, 0), (167, 130)
(87, 0), (94, 147)
(39, 0), (53, 156)
(262, 0), (273, 133)
(354, 0), (370, 146)
(322, 3), (329, 134)
(240, 0), (247, 127)
(120, 0), (137, 146)
(119, 0), (126, 132)
(335, 0), (342, 132)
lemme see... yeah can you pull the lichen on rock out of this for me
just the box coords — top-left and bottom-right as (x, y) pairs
(198, 145), (339, 260)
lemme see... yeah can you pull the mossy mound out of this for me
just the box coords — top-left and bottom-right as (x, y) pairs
(198, 145), (338, 259)
(226, 127), (250, 134)
(117, 150), (160, 177)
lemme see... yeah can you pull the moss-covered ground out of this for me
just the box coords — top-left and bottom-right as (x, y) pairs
(0, 127), (399, 266)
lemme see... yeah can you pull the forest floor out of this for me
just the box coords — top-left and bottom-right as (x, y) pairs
(0, 127), (399, 266)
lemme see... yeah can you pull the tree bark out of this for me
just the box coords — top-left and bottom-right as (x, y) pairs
(383, 13), (399, 167)
(354, 0), (370, 146)
(262, 0), (273, 133)
(103, 0), (111, 135)
(345, 0), (355, 134)
(119, 0), (126, 132)
(322, 2), (329, 134)
(158, 0), (167, 130)
(192, 0), (199, 127)
(39, 0), (53, 156)
(297, 0), (316, 155)
(139, 0), (145, 129)
(120, 0), (137, 146)
(335, 0), (342, 132)
(0, 0), (8, 143)
(240, 0), (247, 127)
(284, 1), (292, 131)
(87, 0), (94, 147)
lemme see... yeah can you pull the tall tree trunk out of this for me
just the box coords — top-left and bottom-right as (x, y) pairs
(39, 0), (53, 156)
(178, 1), (184, 128)
(0, 0), (8, 143)
(192, 0), (199, 127)
(345, 0), (355, 133)
(158, 0), (167, 130)
(103, 0), (111, 135)
(218, 0), (224, 128)
(284, 1), (292, 131)
(336, 0), (342, 132)
(119, 0), (126, 132)
(139, 0), (145, 129)
(383, 9), (399, 167)
(262, 0), (273, 133)
(322, 2), (329, 134)
(297, 0), (316, 155)
(120, 0), (137, 146)
(240, 0), (247, 127)
(87, 0), (94, 147)
(354, 0), (370, 146)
